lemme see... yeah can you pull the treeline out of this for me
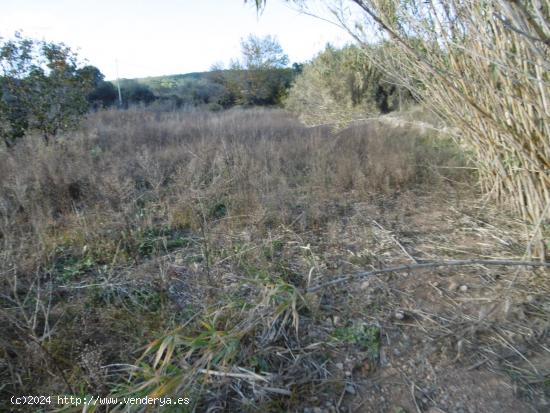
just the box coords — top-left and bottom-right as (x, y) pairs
(89, 68), (301, 111)
(92, 34), (301, 111)
(110, 67), (300, 111)
(107, 42), (414, 120)
(1, 32), (410, 146)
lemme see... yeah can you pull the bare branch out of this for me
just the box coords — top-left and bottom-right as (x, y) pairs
(307, 259), (550, 293)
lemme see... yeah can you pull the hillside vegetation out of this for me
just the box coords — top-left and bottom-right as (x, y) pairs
(118, 66), (296, 111)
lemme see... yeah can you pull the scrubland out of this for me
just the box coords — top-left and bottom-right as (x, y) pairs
(1, 108), (548, 412)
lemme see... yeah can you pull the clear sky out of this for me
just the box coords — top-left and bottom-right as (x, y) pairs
(1, 0), (353, 80)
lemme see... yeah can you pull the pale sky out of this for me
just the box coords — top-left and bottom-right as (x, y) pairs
(1, 0), (354, 80)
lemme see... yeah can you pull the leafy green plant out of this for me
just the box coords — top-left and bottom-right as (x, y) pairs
(332, 324), (381, 361)
(52, 254), (96, 281)
(135, 227), (191, 257)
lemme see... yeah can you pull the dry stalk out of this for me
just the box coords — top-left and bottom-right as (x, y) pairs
(307, 259), (550, 293)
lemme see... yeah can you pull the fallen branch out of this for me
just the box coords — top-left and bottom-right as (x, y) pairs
(306, 260), (550, 293)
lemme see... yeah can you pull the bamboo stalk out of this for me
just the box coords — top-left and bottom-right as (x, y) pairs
(339, 0), (549, 257)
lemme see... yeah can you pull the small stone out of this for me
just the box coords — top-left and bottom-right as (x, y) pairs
(333, 316), (341, 325)
(345, 385), (356, 395)
(394, 310), (405, 320)
(360, 280), (371, 290)
(335, 362), (344, 370)
(345, 370), (352, 377)
(459, 285), (468, 292)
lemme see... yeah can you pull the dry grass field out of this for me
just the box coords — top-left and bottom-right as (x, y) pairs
(1, 108), (548, 412)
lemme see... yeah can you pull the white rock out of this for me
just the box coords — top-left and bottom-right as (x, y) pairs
(394, 310), (405, 320)
(345, 385), (356, 395)
(459, 285), (468, 292)
(360, 281), (371, 290)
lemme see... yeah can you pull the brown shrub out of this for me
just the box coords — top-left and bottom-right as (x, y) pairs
(0, 107), (468, 399)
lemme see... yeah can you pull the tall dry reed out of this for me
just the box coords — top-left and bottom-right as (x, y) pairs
(326, 0), (549, 257)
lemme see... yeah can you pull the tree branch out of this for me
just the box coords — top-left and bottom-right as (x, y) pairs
(306, 259), (550, 293)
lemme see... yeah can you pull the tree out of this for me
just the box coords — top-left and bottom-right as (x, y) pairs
(210, 34), (292, 106)
(0, 34), (35, 146)
(0, 33), (96, 145)
(285, 44), (412, 126)
(88, 80), (118, 109)
(238, 35), (292, 105)
(240, 34), (289, 69)
(80, 65), (118, 109)
(119, 80), (156, 107)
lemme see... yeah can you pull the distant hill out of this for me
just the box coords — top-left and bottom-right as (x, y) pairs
(109, 67), (298, 109)
(124, 72), (211, 94)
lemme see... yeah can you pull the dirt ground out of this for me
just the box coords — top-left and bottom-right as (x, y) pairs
(309, 190), (550, 413)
